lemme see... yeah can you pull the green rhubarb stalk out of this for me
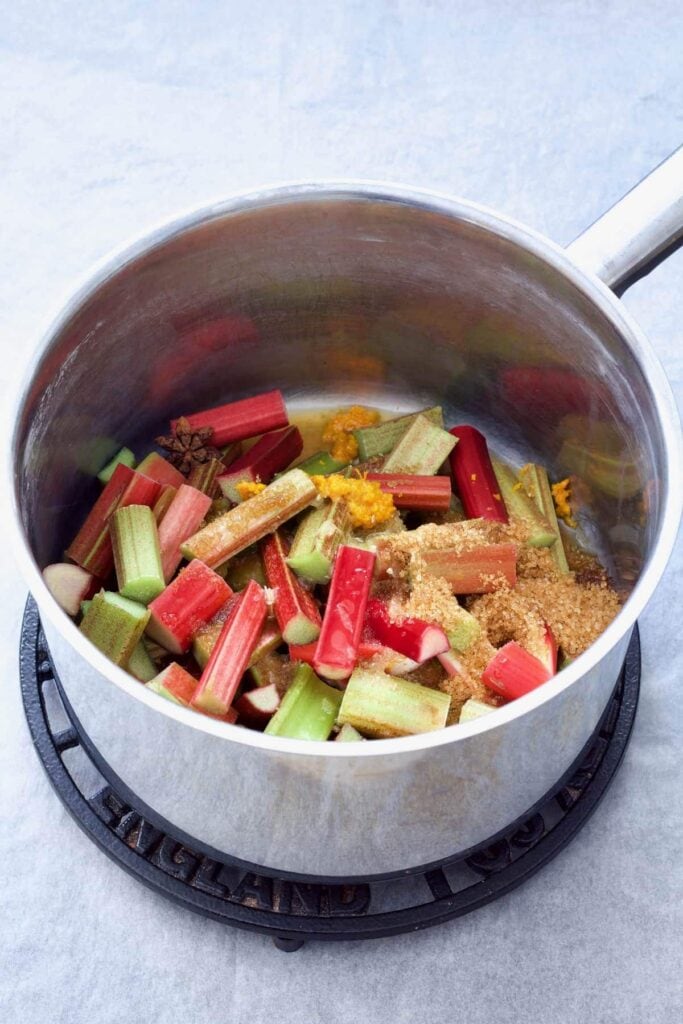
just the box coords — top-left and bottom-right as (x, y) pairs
(110, 505), (165, 604)
(296, 450), (348, 476)
(335, 723), (365, 742)
(491, 457), (556, 548)
(97, 447), (136, 484)
(520, 463), (570, 572)
(80, 591), (150, 666)
(127, 638), (158, 682)
(447, 605), (481, 653)
(353, 407), (444, 460)
(337, 668), (451, 738)
(286, 499), (350, 583)
(383, 414), (456, 475)
(264, 663), (342, 741)
(459, 698), (496, 723)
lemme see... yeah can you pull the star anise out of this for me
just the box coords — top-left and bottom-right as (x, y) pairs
(155, 417), (222, 476)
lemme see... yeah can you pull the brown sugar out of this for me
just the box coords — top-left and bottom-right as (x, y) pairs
(468, 574), (620, 660)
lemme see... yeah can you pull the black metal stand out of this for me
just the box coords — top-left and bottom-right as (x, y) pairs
(20, 597), (640, 948)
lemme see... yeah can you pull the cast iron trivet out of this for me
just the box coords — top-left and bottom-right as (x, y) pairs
(20, 597), (640, 950)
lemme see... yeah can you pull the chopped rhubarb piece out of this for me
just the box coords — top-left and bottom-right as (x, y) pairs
(287, 499), (350, 583)
(383, 414), (457, 475)
(337, 668), (450, 738)
(264, 663), (342, 741)
(146, 662), (199, 705)
(80, 591), (150, 666)
(354, 407), (444, 460)
(157, 484), (212, 582)
(365, 473), (452, 512)
(153, 485), (177, 524)
(335, 723), (365, 742)
(364, 599), (449, 663)
(296, 450), (348, 476)
(111, 505), (165, 604)
(261, 531), (322, 644)
(491, 458), (556, 547)
(97, 447), (135, 484)
(43, 563), (97, 617)
(128, 639), (158, 682)
(226, 547), (267, 591)
(187, 458), (223, 496)
(147, 560), (233, 654)
(421, 542), (518, 593)
(182, 468), (317, 568)
(448, 425), (508, 522)
(136, 452), (186, 489)
(459, 698), (496, 723)
(66, 464), (162, 579)
(313, 545), (376, 681)
(191, 579), (268, 716)
(482, 641), (553, 700)
(173, 389), (288, 446)
(217, 426), (304, 502)
(234, 683), (281, 728)
(520, 463), (570, 572)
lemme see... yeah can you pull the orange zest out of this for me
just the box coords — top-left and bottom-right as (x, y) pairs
(551, 478), (577, 527)
(311, 473), (395, 529)
(235, 480), (267, 501)
(322, 406), (380, 462)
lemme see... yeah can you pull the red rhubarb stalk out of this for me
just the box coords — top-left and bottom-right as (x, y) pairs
(191, 579), (268, 715)
(43, 563), (98, 617)
(172, 389), (288, 446)
(157, 484), (213, 582)
(448, 425), (508, 522)
(147, 662), (200, 706)
(482, 641), (553, 700)
(136, 452), (187, 489)
(261, 531), (322, 644)
(66, 464), (161, 579)
(313, 545), (376, 681)
(146, 559), (233, 654)
(365, 473), (452, 512)
(364, 599), (449, 663)
(234, 683), (281, 729)
(421, 542), (518, 593)
(217, 426), (303, 502)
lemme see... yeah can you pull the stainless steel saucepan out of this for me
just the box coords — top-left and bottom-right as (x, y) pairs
(8, 150), (682, 878)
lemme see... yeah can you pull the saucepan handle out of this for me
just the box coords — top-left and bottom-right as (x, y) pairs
(566, 145), (683, 294)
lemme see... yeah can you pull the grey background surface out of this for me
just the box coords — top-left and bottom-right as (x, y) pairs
(1, 3), (681, 1022)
